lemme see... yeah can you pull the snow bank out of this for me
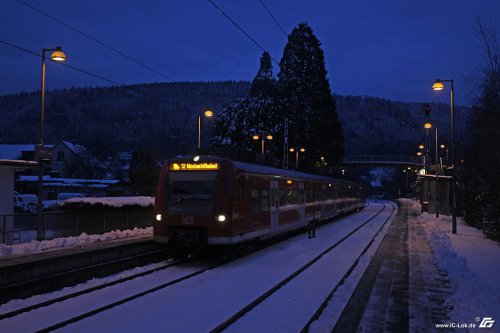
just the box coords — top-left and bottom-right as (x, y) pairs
(0, 227), (152, 257)
(59, 196), (154, 208)
(419, 212), (500, 324)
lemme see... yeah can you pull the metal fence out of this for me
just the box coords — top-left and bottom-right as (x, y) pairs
(1, 210), (153, 245)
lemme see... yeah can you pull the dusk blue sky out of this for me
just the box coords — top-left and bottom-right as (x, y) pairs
(1, 0), (499, 106)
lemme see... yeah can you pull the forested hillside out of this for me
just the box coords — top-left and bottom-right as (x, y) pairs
(0, 81), (250, 159)
(0, 81), (469, 160)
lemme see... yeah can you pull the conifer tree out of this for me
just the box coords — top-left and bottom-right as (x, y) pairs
(212, 52), (277, 155)
(276, 22), (344, 169)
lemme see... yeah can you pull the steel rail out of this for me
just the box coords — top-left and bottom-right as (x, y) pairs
(210, 202), (391, 333)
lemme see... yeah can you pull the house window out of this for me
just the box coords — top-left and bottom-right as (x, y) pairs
(57, 151), (65, 161)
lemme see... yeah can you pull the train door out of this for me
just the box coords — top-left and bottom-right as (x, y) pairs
(298, 182), (305, 226)
(270, 180), (279, 233)
(321, 184), (326, 218)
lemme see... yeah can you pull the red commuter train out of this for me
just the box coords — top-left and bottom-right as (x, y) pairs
(153, 155), (365, 249)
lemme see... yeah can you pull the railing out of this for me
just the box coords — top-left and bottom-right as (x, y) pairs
(343, 155), (421, 164)
(1, 210), (152, 245)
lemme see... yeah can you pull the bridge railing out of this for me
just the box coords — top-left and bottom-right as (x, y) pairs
(343, 155), (421, 164)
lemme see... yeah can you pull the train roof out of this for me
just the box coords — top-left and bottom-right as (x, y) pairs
(167, 155), (360, 185)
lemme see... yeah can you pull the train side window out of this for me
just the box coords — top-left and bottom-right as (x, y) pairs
(240, 177), (245, 197)
(251, 189), (259, 213)
(280, 189), (287, 207)
(288, 189), (297, 205)
(261, 190), (269, 212)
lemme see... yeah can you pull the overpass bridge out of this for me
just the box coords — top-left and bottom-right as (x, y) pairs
(341, 155), (423, 168)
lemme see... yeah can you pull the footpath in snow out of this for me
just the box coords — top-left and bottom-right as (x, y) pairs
(405, 199), (500, 331)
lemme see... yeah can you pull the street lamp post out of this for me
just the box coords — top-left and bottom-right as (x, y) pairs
(198, 109), (213, 150)
(432, 79), (457, 234)
(37, 47), (67, 241)
(289, 147), (305, 169)
(253, 134), (273, 162)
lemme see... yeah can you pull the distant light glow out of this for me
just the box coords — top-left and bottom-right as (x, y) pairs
(193, 155), (200, 162)
(155, 214), (162, 221)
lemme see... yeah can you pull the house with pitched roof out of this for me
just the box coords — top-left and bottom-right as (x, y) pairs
(0, 140), (85, 177)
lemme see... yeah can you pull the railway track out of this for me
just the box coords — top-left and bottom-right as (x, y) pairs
(210, 201), (396, 332)
(0, 241), (168, 303)
(0, 258), (222, 332)
(0, 256), (180, 321)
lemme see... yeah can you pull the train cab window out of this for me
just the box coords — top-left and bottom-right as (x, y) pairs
(260, 190), (269, 212)
(251, 189), (259, 213)
(169, 171), (217, 198)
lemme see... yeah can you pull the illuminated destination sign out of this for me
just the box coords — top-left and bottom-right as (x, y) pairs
(170, 162), (219, 171)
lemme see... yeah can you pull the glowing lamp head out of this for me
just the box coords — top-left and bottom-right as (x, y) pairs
(432, 80), (444, 91)
(440, 144), (445, 149)
(419, 144), (424, 149)
(417, 152), (422, 156)
(193, 155), (200, 162)
(252, 135), (259, 140)
(216, 214), (226, 222)
(155, 214), (162, 221)
(300, 148), (305, 152)
(424, 122), (432, 129)
(204, 110), (214, 118)
(50, 47), (67, 62)
(289, 148), (295, 152)
(266, 135), (273, 140)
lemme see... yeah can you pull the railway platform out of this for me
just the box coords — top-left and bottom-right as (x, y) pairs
(0, 235), (160, 303)
(333, 200), (451, 332)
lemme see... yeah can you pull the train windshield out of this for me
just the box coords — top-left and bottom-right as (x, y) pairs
(168, 171), (217, 199)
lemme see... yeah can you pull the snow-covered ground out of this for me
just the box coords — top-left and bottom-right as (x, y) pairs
(412, 201), (500, 330)
(0, 227), (152, 257)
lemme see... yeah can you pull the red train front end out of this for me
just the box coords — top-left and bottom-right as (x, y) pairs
(153, 156), (233, 251)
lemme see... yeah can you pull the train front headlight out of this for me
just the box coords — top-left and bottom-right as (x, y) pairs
(216, 214), (226, 222)
(155, 214), (162, 221)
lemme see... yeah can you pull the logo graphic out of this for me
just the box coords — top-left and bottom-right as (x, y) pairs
(479, 317), (495, 328)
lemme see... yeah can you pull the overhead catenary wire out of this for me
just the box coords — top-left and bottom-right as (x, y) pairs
(207, 0), (280, 65)
(1, 39), (122, 86)
(258, 0), (287, 37)
(17, 0), (176, 83)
